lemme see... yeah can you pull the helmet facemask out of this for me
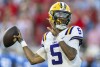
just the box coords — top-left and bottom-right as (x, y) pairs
(52, 10), (71, 30)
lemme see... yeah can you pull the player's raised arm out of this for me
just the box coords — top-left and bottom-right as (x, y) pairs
(17, 32), (46, 65)
(3, 26), (45, 65)
(20, 42), (45, 65)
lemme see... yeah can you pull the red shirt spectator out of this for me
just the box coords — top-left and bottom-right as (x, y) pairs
(5, 1), (19, 16)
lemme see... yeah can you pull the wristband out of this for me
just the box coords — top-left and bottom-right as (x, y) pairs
(20, 40), (27, 47)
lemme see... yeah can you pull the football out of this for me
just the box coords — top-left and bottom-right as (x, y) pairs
(3, 26), (20, 48)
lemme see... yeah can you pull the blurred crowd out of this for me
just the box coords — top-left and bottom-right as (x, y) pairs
(0, 0), (100, 67)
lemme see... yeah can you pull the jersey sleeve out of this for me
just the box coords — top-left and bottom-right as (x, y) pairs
(71, 26), (83, 37)
(70, 26), (83, 46)
(36, 33), (47, 60)
(63, 26), (83, 50)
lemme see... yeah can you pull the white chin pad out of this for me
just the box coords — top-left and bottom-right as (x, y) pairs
(56, 24), (67, 30)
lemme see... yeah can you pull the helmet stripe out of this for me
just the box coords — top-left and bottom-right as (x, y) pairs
(64, 3), (66, 10)
(62, 2), (64, 9)
(60, 2), (62, 8)
(61, 2), (66, 10)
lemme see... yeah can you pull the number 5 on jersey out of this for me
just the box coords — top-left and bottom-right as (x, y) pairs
(50, 44), (63, 65)
(77, 27), (82, 34)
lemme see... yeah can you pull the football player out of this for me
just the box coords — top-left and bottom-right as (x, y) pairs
(17, 2), (83, 67)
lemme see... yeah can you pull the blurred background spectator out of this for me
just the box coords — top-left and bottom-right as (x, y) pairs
(0, 0), (100, 67)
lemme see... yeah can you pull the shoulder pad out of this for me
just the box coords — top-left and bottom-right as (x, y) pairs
(65, 26), (74, 35)
(72, 26), (83, 37)
(41, 32), (49, 46)
(65, 26), (83, 46)
(42, 32), (48, 41)
(65, 26), (83, 37)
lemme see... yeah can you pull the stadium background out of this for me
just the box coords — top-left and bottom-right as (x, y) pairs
(0, 0), (100, 67)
